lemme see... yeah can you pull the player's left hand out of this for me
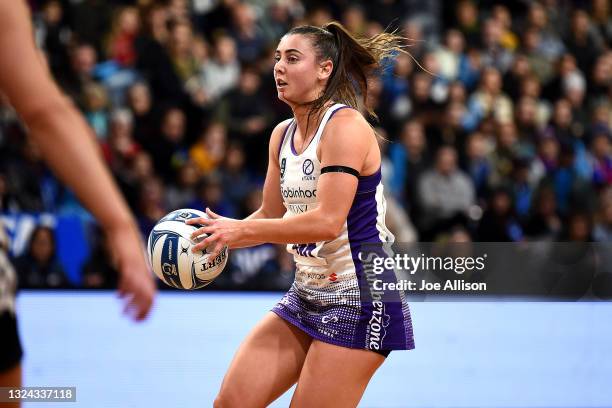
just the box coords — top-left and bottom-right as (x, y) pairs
(187, 208), (245, 258)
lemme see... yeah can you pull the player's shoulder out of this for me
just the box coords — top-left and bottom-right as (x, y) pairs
(268, 118), (294, 155)
(324, 106), (372, 145)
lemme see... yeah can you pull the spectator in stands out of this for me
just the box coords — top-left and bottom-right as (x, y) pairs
(149, 107), (188, 182)
(417, 145), (475, 239)
(200, 34), (240, 103)
(82, 229), (119, 289)
(594, 187), (612, 242)
(189, 121), (227, 175)
(107, 6), (140, 68)
(14, 226), (70, 289)
(59, 43), (99, 108)
(477, 187), (524, 241)
(127, 81), (156, 148)
(166, 161), (200, 210)
(230, 3), (266, 64)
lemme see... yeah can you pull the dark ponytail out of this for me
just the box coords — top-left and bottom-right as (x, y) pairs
(287, 21), (407, 121)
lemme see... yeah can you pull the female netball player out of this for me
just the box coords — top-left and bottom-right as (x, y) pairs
(0, 0), (155, 399)
(187, 22), (415, 407)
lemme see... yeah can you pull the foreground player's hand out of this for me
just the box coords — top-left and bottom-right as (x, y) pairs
(110, 224), (156, 321)
(187, 208), (244, 258)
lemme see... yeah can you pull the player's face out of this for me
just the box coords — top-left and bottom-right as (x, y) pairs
(274, 34), (330, 106)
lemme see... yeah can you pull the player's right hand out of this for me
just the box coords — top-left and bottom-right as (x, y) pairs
(110, 224), (156, 321)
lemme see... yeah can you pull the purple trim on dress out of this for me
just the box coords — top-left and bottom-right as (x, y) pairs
(278, 120), (294, 159)
(290, 104), (349, 156)
(346, 179), (415, 350)
(289, 122), (300, 155)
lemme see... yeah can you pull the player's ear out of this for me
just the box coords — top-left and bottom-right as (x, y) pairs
(318, 59), (333, 81)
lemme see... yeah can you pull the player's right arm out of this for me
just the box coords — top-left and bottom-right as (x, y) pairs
(0, 0), (155, 320)
(243, 119), (291, 220)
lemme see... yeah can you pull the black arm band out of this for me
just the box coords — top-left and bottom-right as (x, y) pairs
(320, 165), (360, 178)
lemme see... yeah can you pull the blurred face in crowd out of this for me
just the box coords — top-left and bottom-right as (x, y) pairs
(447, 102), (466, 127)
(482, 68), (502, 94)
(270, 2), (289, 24)
(216, 36), (237, 65)
(449, 228), (472, 243)
(200, 178), (223, 206)
(466, 132), (487, 160)
(528, 3), (547, 30)
(171, 22), (193, 54)
(178, 162), (199, 188)
(162, 108), (186, 143)
(147, 5), (168, 38)
(592, 55), (611, 84)
(523, 29), (541, 52)
(456, 1), (478, 27)
(448, 82), (466, 103)
(445, 29), (465, 54)
(516, 97), (537, 126)
(403, 21), (423, 44)
(553, 100), (572, 128)
(239, 69), (261, 95)
(109, 112), (133, 154)
(482, 19), (502, 47)
(593, 0), (609, 20)
(436, 147), (458, 176)
(492, 190), (511, 216)
(203, 122), (227, 157)
(401, 121), (425, 156)
(558, 54), (577, 76)
(591, 134), (611, 159)
(72, 44), (96, 76)
(225, 144), (246, 172)
(422, 53), (440, 76)
(412, 72), (432, 101)
(497, 122), (518, 149)
(233, 4), (256, 31)
(394, 53), (413, 78)
(43, 0), (62, 25)
(539, 137), (559, 162)
(520, 76), (541, 98)
(128, 83), (151, 115)
(132, 152), (154, 180)
(492, 5), (511, 29)
(83, 84), (108, 111)
(31, 228), (54, 265)
(274, 33), (332, 106)
(571, 10), (590, 37)
(168, 0), (189, 21)
(118, 7), (140, 35)
(192, 37), (209, 65)
(592, 104), (611, 125)
(342, 6), (365, 35)
(309, 7), (333, 27)
(537, 189), (557, 217)
(568, 214), (590, 241)
(139, 177), (164, 209)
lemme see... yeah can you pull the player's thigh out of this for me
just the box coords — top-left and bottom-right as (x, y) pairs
(290, 340), (386, 408)
(215, 312), (312, 408)
(0, 363), (22, 408)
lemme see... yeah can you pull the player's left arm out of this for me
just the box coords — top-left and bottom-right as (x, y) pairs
(191, 111), (372, 255)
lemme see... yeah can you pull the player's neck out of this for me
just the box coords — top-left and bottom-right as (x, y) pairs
(292, 101), (334, 140)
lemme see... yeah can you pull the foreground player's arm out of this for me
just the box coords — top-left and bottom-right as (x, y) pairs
(243, 120), (290, 221)
(0, 0), (155, 320)
(191, 112), (370, 254)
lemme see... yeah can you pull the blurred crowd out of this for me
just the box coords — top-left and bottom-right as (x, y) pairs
(0, 0), (611, 289)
